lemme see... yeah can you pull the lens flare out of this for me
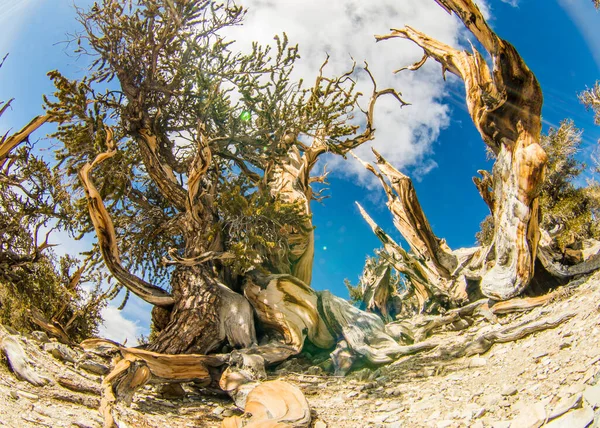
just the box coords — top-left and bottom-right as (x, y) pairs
(240, 111), (251, 122)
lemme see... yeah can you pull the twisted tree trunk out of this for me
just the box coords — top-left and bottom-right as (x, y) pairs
(375, 0), (547, 300)
(149, 266), (256, 355)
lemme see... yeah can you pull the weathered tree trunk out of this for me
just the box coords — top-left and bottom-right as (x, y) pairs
(149, 266), (256, 355)
(375, 0), (547, 300)
(266, 143), (319, 286)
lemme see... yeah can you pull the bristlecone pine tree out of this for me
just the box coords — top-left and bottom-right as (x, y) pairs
(13, 0), (597, 426)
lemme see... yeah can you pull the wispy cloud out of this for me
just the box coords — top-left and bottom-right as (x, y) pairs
(225, 0), (490, 185)
(500, 0), (519, 7)
(0, 0), (41, 55)
(98, 305), (144, 346)
(557, 0), (600, 72)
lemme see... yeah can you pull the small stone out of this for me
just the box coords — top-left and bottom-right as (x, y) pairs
(511, 401), (546, 428)
(30, 331), (49, 343)
(212, 406), (225, 415)
(544, 406), (594, 428)
(378, 402), (396, 412)
(314, 422), (327, 428)
(307, 366), (321, 375)
(347, 391), (358, 398)
(411, 396), (441, 412)
(358, 393), (368, 400)
(483, 393), (503, 406)
(385, 387), (401, 397)
(533, 350), (549, 360)
(549, 393), (582, 420)
(43, 342), (77, 363)
(222, 409), (233, 417)
(491, 421), (511, 428)
(583, 384), (600, 408)
(14, 390), (39, 401)
(501, 385), (518, 396)
(472, 407), (486, 418)
(469, 357), (487, 368)
(78, 360), (109, 375)
(498, 399), (511, 407)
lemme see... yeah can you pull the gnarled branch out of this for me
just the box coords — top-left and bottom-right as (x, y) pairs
(377, 0), (547, 300)
(79, 127), (175, 306)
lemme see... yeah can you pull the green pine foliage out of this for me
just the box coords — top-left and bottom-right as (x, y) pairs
(538, 120), (599, 250)
(43, 0), (366, 295)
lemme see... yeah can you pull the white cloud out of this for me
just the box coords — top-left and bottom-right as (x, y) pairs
(98, 305), (143, 346)
(557, 0), (600, 71)
(499, 0), (519, 7)
(224, 0), (479, 185)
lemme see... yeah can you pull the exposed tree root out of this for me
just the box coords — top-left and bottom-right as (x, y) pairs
(437, 312), (576, 359)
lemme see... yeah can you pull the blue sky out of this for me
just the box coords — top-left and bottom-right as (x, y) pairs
(1, 0), (598, 344)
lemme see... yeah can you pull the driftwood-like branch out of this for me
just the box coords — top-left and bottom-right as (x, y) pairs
(438, 312), (575, 358)
(79, 127), (175, 307)
(0, 114), (51, 163)
(355, 202), (446, 311)
(0, 327), (49, 386)
(377, 0), (547, 300)
(373, 148), (458, 277)
(28, 308), (73, 345)
(82, 339), (311, 428)
(222, 380), (311, 427)
(537, 230), (600, 279)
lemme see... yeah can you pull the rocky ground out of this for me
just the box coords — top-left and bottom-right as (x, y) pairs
(2, 271), (600, 428)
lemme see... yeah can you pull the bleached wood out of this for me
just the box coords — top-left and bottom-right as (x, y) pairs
(377, 0), (547, 300)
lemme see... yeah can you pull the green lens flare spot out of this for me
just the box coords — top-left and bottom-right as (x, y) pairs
(240, 111), (251, 122)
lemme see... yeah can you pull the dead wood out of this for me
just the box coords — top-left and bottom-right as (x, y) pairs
(0, 328), (49, 386)
(28, 308), (74, 345)
(57, 375), (101, 395)
(437, 312), (575, 358)
(355, 201), (448, 311)
(222, 380), (311, 428)
(0, 114), (51, 163)
(49, 391), (101, 409)
(376, 0), (547, 300)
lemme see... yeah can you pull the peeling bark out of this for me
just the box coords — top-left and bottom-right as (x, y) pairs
(377, 0), (547, 300)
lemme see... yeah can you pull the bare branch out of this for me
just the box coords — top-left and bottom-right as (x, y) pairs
(79, 127), (175, 307)
(0, 114), (52, 162)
